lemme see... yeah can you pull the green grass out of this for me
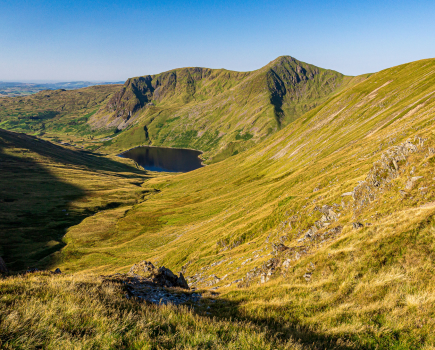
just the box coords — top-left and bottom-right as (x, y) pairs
(46, 58), (435, 347)
(0, 273), (305, 350)
(99, 57), (358, 163)
(0, 84), (121, 150)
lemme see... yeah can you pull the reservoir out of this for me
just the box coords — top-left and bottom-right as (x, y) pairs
(119, 146), (204, 173)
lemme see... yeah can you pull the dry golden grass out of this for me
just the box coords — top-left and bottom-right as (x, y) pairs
(3, 59), (435, 348)
(0, 273), (308, 350)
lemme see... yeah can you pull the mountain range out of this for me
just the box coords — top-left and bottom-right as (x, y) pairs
(0, 56), (367, 162)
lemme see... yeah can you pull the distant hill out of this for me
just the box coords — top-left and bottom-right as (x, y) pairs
(0, 84), (121, 142)
(0, 80), (123, 97)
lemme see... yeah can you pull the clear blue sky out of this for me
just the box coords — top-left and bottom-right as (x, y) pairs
(1, 0), (434, 81)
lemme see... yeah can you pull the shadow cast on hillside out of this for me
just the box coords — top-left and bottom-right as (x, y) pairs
(0, 129), (148, 272)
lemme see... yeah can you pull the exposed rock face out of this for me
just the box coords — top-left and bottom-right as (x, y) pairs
(0, 257), (8, 275)
(129, 261), (189, 289)
(106, 76), (154, 121)
(351, 138), (425, 217)
(129, 261), (156, 277)
(272, 243), (290, 252)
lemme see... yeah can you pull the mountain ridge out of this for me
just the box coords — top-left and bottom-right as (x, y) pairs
(91, 55), (357, 162)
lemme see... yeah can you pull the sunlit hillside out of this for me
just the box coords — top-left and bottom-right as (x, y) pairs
(57, 58), (435, 347)
(2, 58), (435, 348)
(92, 56), (361, 162)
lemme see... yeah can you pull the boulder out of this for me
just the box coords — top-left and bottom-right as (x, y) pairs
(129, 261), (189, 289)
(303, 272), (312, 281)
(176, 273), (189, 289)
(405, 176), (423, 190)
(260, 273), (267, 283)
(26, 268), (39, 273)
(282, 259), (292, 269)
(129, 261), (156, 277)
(341, 192), (354, 197)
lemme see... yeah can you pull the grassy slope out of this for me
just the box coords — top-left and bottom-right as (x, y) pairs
(0, 85), (121, 147)
(91, 56), (355, 162)
(0, 273), (309, 350)
(0, 128), (152, 271)
(52, 58), (435, 348)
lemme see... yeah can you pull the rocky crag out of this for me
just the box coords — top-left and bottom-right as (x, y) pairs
(103, 261), (199, 305)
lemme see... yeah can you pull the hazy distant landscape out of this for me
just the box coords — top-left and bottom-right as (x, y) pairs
(0, 81), (123, 97)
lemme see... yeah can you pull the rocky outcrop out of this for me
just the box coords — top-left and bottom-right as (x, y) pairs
(351, 138), (428, 216)
(103, 261), (195, 305)
(129, 261), (189, 289)
(106, 76), (154, 121)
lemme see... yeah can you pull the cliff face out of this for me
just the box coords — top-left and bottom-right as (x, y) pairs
(104, 67), (250, 121)
(106, 76), (154, 120)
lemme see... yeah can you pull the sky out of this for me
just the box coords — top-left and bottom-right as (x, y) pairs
(0, 0), (434, 82)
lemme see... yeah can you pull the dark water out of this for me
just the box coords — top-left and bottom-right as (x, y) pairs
(119, 146), (204, 173)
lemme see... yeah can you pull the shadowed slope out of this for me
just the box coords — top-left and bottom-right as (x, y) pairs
(0, 129), (150, 271)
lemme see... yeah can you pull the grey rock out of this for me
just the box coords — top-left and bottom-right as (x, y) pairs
(352, 222), (364, 229)
(26, 268), (39, 273)
(129, 261), (189, 289)
(260, 273), (268, 283)
(176, 273), (189, 289)
(303, 272), (312, 281)
(129, 261), (156, 277)
(159, 266), (177, 281)
(272, 243), (290, 252)
(405, 176), (423, 190)
(282, 259), (292, 269)
(341, 192), (354, 197)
